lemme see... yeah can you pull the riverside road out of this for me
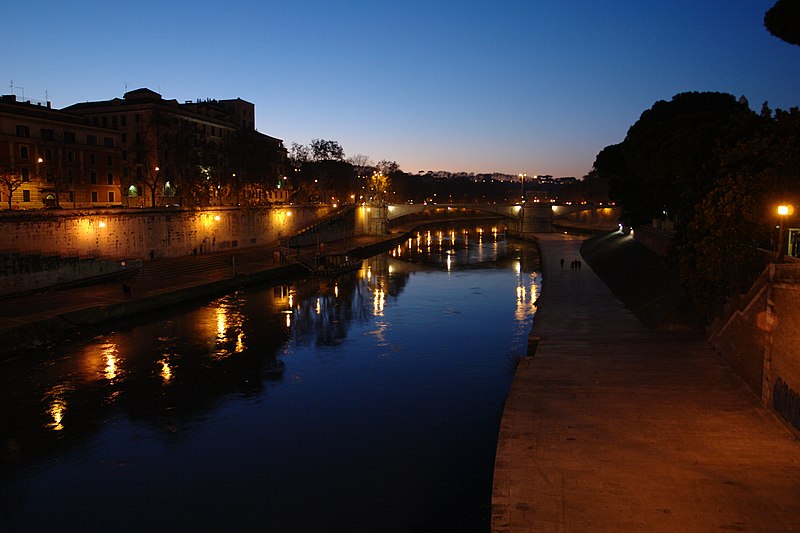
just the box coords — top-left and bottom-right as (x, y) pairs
(492, 233), (800, 532)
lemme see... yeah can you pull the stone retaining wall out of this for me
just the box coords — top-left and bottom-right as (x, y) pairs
(0, 205), (331, 261)
(709, 263), (800, 435)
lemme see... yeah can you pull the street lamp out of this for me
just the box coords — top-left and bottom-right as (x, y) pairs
(777, 204), (794, 262)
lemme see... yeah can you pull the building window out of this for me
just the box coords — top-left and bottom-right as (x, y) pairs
(64, 131), (75, 143)
(20, 146), (29, 160)
(108, 191), (115, 202)
(16, 125), (30, 137)
(121, 133), (127, 143)
(112, 116), (118, 127)
(68, 171), (74, 183)
(21, 168), (30, 182)
(122, 150), (128, 161)
(22, 190), (31, 202)
(89, 154), (96, 165)
(90, 172), (97, 184)
(41, 128), (54, 140)
(67, 151), (74, 163)
(68, 191), (74, 202)
(135, 114), (140, 123)
(86, 135), (97, 146)
(107, 155), (113, 165)
(102, 117), (108, 127)
(107, 173), (114, 185)
(91, 191), (98, 202)
(121, 115), (127, 126)
(104, 137), (114, 148)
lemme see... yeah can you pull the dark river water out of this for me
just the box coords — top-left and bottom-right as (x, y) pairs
(1, 224), (541, 532)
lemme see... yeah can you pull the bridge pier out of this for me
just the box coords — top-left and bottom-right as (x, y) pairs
(520, 205), (554, 233)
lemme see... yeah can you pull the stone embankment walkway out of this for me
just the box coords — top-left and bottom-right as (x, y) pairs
(0, 235), (395, 353)
(492, 233), (800, 532)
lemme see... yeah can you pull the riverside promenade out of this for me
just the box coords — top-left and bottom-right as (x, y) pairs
(0, 234), (396, 353)
(492, 233), (800, 532)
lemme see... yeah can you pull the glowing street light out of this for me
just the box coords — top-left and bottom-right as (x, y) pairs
(776, 204), (794, 262)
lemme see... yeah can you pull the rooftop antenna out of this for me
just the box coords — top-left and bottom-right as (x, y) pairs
(10, 80), (24, 99)
(17, 84), (24, 100)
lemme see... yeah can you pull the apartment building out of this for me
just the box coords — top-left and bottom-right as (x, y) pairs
(65, 88), (287, 207)
(0, 95), (122, 209)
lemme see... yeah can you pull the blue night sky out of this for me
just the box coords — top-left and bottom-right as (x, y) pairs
(4, 1), (800, 178)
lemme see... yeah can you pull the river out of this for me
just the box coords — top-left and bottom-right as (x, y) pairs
(0, 223), (541, 532)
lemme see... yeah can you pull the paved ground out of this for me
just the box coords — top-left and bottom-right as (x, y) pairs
(492, 233), (800, 532)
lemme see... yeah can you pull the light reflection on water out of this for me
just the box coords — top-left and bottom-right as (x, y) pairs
(0, 223), (541, 532)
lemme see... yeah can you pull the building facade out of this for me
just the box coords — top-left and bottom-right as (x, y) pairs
(65, 89), (288, 207)
(0, 95), (123, 210)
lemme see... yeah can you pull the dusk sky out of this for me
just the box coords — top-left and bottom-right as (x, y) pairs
(4, 1), (800, 178)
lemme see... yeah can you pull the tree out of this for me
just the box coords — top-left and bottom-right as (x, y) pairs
(676, 106), (800, 319)
(0, 165), (25, 209)
(765, 0), (800, 46)
(348, 154), (374, 178)
(310, 139), (345, 161)
(367, 171), (390, 204)
(376, 160), (400, 176)
(596, 92), (759, 226)
(289, 142), (310, 164)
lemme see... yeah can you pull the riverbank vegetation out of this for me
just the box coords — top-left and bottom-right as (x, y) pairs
(592, 91), (799, 320)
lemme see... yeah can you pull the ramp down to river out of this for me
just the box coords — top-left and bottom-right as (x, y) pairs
(492, 233), (800, 532)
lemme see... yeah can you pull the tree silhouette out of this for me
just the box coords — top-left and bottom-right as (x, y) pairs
(0, 165), (25, 209)
(765, 0), (800, 46)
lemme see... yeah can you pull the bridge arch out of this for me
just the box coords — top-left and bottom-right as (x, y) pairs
(380, 203), (620, 234)
(386, 203), (521, 222)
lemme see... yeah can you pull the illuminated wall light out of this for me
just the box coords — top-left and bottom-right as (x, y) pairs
(98, 221), (107, 228)
(214, 215), (221, 222)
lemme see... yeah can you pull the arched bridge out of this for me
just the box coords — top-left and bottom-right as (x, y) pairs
(386, 203), (522, 221)
(383, 203), (619, 233)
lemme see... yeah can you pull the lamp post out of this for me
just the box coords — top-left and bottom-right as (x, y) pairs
(777, 204), (793, 262)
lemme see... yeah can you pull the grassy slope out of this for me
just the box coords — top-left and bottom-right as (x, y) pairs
(580, 232), (698, 330)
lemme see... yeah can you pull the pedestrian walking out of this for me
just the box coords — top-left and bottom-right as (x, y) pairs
(560, 258), (565, 268)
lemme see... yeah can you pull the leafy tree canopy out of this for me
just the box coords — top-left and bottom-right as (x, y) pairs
(594, 91), (758, 226)
(765, 0), (800, 45)
(310, 139), (345, 161)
